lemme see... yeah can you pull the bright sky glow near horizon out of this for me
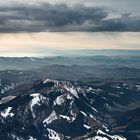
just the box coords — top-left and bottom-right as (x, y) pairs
(0, 0), (140, 57)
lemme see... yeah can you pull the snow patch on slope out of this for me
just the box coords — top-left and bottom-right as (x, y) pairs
(64, 86), (79, 98)
(59, 115), (75, 122)
(90, 136), (109, 140)
(83, 124), (91, 129)
(97, 130), (127, 140)
(47, 128), (61, 140)
(1, 107), (14, 118)
(43, 111), (57, 125)
(30, 93), (46, 118)
(43, 79), (59, 86)
(28, 136), (37, 140)
(54, 95), (65, 106)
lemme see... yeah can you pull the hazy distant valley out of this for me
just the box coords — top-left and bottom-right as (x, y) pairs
(0, 50), (140, 86)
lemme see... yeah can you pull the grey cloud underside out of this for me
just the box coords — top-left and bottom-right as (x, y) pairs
(0, 3), (140, 33)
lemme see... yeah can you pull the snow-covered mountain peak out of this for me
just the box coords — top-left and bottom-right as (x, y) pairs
(0, 79), (136, 140)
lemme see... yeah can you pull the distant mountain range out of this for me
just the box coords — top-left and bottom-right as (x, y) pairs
(0, 54), (140, 70)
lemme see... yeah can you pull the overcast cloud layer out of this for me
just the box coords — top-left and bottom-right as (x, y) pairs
(0, 1), (140, 33)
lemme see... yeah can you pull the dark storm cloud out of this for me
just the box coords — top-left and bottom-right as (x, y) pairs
(98, 15), (140, 32)
(0, 3), (140, 33)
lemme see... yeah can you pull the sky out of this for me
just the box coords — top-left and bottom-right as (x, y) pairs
(0, 0), (140, 56)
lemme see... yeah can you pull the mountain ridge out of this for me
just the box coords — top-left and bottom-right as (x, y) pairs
(0, 79), (139, 139)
